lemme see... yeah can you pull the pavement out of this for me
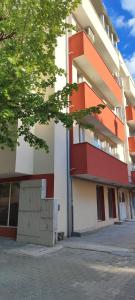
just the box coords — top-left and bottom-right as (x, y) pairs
(62, 220), (135, 256)
(0, 222), (135, 299)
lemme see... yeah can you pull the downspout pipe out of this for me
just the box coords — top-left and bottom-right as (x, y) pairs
(66, 17), (73, 237)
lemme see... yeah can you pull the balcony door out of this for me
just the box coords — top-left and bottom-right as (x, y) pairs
(108, 188), (116, 218)
(96, 186), (105, 221)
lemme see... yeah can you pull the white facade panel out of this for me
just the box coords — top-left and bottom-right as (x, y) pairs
(0, 148), (16, 175)
(15, 136), (34, 175)
(33, 122), (54, 174)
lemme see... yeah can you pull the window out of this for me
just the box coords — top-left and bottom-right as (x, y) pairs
(0, 182), (20, 227)
(115, 106), (125, 122)
(96, 186), (105, 221)
(108, 188), (116, 218)
(79, 126), (85, 143)
(0, 184), (10, 226)
(77, 71), (83, 84)
(122, 192), (125, 202)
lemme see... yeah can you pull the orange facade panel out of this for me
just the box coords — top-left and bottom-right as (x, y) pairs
(126, 106), (135, 122)
(71, 143), (128, 185)
(128, 137), (135, 153)
(69, 31), (122, 106)
(71, 82), (125, 142)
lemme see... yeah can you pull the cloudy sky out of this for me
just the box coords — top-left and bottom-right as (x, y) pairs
(103, 0), (135, 79)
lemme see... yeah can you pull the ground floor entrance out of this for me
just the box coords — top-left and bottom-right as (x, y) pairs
(72, 178), (132, 234)
(0, 182), (19, 239)
(0, 176), (133, 243)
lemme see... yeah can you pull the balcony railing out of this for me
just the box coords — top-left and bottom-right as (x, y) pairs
(73, 0), (119, 70)
(71, 82), (124, 142)
(78, 138), (120, 161)
(128, 137), (135, 154)
(126, 106), (135, 125)
(71, 142), (128, 185)
(69, 31), (122, 106)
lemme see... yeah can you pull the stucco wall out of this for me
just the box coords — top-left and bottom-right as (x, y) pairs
(54, 35), (68, 235)
(72, 178), (118, 232)
(0, 148), (16, 175)
(33, 121), (54, 174)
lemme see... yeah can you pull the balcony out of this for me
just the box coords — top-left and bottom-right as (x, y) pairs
(73, 0), (119, 72)
(126, 106), (135, 128)
(71, 142), (128, 185)
(128, 137), (135, 156)
(69, 31), (122, 106)
(124, 77), (135, 105)
(71, 82), (124, 143)
(88, 138), (120, 160)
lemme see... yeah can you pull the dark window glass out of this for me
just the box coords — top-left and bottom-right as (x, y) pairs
(108, 188), (116, 218)
(96, 186), (105, 221)
(9, 183), (19, 227)
(122, 192), (125, 202)
(0, 184), (10, 226)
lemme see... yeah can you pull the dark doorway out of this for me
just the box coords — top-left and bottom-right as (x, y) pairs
(96, 186), (105, 221)
(108, 188), (116, 218)
(0, 182), (19, 227)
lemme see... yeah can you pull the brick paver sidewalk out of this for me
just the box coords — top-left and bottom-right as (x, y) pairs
(0, 222), (135, 299)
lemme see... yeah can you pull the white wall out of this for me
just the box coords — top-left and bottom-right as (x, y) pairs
(54, 35), (68, 234)
(33, 122), (54, 174)
(54, 123), (68, 234)
(15, 136), (34, 175)
(0, 148), (16, 175)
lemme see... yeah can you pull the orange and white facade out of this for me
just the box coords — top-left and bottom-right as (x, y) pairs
(0, 0), (135, 243)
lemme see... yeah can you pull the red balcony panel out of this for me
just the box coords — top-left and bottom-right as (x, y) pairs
(126, 106), (135, 121)
(128, 137), (135, 153)
(69, 31), (122, 105)
(71, 82), (124, 142)
(71, 143), (128, 185)
(126, 106), (135, 127)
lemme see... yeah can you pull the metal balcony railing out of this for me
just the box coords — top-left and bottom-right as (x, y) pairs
(88, 138), (120, 160)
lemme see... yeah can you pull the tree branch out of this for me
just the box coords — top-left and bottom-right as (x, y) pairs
(0, 32), (16, 41)
(0, 16), (7, 21)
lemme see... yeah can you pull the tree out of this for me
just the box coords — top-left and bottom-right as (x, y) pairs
(0, 0), (104, 152)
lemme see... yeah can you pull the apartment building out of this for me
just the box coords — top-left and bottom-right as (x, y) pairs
(0, 0), (135, 246)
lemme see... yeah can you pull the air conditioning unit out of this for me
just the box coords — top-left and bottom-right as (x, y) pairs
(85, 26), (95, 44)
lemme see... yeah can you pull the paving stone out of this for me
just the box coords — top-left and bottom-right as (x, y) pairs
(0, 223), (135, 299)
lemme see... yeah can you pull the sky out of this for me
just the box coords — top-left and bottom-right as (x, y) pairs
(103, 0), (135, 79)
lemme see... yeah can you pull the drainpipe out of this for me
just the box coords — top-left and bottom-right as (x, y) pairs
(66, 128), (73, 237)
(66, 17), (73, 237)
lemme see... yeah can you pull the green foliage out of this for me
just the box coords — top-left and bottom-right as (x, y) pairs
(0, 0), (104, 151)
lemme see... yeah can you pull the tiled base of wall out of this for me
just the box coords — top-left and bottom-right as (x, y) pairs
(0, 227), (17, 240)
